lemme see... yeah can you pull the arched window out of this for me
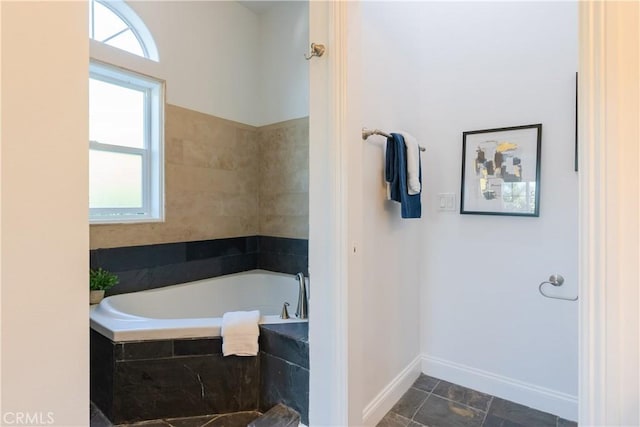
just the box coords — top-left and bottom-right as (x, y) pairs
(89, 0), (159, 61)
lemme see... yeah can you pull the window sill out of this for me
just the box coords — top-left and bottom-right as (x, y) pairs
(90, 216), (164, 225)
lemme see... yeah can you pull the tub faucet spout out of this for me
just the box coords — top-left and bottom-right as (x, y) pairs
(295, 272), (308, 319)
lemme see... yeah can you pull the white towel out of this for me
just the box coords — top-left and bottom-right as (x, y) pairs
(221, 310), (260, 356)
(400, 131), (421, 195)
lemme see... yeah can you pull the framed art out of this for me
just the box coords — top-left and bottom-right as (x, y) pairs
(460, 124), (541, 217)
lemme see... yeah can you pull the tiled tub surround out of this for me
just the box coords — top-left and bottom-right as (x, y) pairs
(259, 323), (309, 426)
(90, 105), (309, 251)
(91, 236), (308, 296)
(257, 118), (309, 239)
(91, 324), (309, 424)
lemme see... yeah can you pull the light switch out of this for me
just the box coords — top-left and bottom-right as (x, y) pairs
(437, 193), (456, 211)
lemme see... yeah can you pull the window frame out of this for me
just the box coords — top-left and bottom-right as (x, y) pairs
(89, 61), (165, 224)
(89, 0), (159, 61)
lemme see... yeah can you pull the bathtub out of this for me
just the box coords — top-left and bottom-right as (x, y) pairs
(90, 270), (307, 342)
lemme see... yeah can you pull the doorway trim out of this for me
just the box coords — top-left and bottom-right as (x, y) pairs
(308, 1), (351, 426)
(578, 1), (639, 425)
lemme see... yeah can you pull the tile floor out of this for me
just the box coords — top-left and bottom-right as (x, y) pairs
(377, 374), (577, 427)
(90, 403), (260, 427)
(92, 374), (578, 427)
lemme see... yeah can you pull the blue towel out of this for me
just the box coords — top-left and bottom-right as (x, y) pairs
(385, 133), (421, 218)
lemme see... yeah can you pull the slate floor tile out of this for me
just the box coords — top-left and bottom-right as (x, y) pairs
(432, 380), (492, 411)
(389, 387), (429, 419)
(487, 398), (556, 427)
(413, 395), (484, 427)
(203, 412), (261, 427)
(119, 422), (171, 427)
(482, 414), (523, 427)
(164, 415), (218, 427)
(412, 374), (440, 393)
(375, 412), (411, 427)
(557, 418), (578, 427)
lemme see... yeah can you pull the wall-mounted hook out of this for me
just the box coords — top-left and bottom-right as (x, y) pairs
(304, 43), (325, 60)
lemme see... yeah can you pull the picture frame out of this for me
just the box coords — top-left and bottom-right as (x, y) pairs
(460, 124), (542, 217)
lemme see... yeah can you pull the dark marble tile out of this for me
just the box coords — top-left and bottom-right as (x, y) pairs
(186, 237), (252, 261)
(121, 421), (172, 427)
(259, 326), (309, 369)
(432, 381), (492, 411)
(260, 352), (309, 426)
(258, 237), (308, 256)
(412, 374), (439, 393)
(174, 338), (222, 356)
(149, 260), (217, 289)
(407, 422), (425, 427)
(557, 418), (577, 427)
(92, 242), (186, 271)
(220, 254), (258, 276)
(90, 401), (113, 427)
(164, 415), (218, 427)
(389, 388), (429, 419)
(203, 412), (261, 427)
(482, 414), (522, 427)
(259, 323), (308, 343)
(112, 355), (259, 423)
(246, 236), (258, 253)
(414, 395), (484, 427)
(106, 269), (152, 296)
(487, 398), (556, 427)
(90, 330), (115, 421)
(184, 258), (225, 283)
(248, 403), (299, 427)
(376, 412), (411, 427)
(258, 252), (308, 276)
(116, 340), (173, 361)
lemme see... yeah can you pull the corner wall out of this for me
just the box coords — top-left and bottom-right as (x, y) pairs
(358, 1), (578, 422)
(416, 2), (578, 419)
(358, 2), (425, 422)
(90, 1), (309, 250)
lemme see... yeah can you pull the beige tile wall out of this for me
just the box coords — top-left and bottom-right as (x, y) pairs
(90, 106), (309, 249)
(257, 117), (309, 239)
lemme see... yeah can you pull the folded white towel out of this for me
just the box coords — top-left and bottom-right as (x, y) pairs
(221, 310), (260, 356)
(400, 131), (421, 195)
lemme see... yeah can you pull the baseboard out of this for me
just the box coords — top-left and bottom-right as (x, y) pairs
(361, 355), (422, 426)
(421, 354), (578, 421)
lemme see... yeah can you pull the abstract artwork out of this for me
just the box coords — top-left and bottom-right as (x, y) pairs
(460, 124), (541, 216)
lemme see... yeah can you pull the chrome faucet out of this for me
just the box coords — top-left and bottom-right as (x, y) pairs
(294, 272), (308, 319)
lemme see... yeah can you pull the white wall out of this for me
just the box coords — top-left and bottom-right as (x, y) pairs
(91, 1), (261, 126)
(416, 2), (578, 419)
(358, 1), (578, 422)
(257, 1), (309, 126)
(92, 1), (309, 128)
(358, 2), (425, 423)
(0, 2), (89, 425)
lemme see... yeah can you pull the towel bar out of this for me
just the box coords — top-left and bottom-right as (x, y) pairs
(362, 128), (426, 152)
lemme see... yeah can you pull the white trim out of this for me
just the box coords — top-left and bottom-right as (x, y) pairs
(422, 354), (578, 421)
(361, 355), (422, 427)
(92, 0), (159, 61)
(308, 1), (350, 426)
(89, 61), (164, 223)
(578, 2), (640, 426)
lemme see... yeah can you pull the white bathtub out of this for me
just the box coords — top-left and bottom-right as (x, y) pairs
(90, 270), (308, 342)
